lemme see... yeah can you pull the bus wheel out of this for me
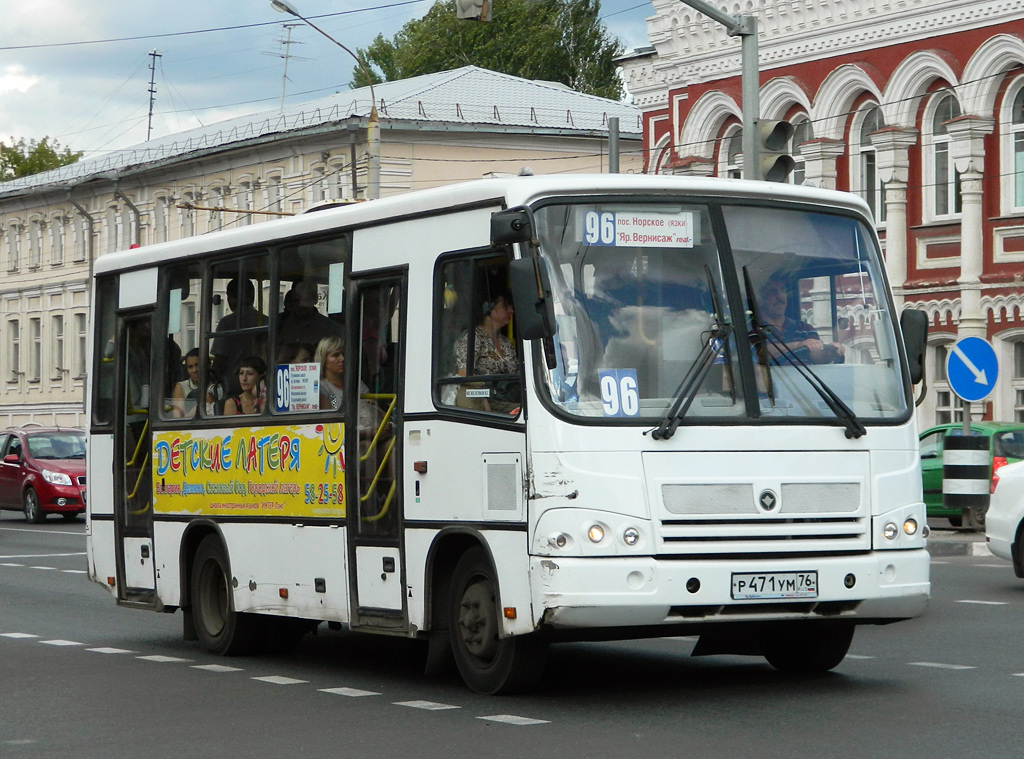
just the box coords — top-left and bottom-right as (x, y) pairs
(448, 547), (546, 694)
(759, 621), (854, 673)
(191, 536), (256, 655)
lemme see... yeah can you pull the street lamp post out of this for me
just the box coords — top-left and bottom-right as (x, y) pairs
(270, 0), (380, 200)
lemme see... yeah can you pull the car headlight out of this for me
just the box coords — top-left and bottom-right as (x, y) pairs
(42, 469), (73, 486)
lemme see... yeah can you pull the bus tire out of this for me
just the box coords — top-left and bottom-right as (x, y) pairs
(759, 621), (854, 673)
(448, 546), (546, 695)
(191, 535), (257, 655)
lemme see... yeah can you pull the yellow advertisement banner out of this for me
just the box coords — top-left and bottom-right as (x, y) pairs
(152, 423), (347, 518)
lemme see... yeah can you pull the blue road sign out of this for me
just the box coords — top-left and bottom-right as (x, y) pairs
(945, 336), (998, 403)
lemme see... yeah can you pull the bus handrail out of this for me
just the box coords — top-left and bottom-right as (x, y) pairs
(359, 393), (396, 463)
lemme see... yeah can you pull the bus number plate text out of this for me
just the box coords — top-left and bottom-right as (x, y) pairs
(731, 571), (818, 600)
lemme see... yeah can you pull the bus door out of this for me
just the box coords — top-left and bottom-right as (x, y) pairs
(348, 273), (406, 629)
(114, 313), (157, 605)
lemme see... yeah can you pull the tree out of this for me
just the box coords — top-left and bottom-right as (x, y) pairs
(0, 137), (82, 182)
(352, 0), (624, 100)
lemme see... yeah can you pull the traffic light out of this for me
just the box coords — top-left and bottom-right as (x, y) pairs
(457, 0), (492, 21)
(756, 119), (795, 182)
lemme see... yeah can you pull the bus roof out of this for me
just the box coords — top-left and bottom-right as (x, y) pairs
(93, 174), (872, 277)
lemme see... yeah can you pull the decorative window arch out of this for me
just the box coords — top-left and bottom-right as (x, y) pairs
(850, 105), (886, 225)
(928, 338), (962, 425)
(923, 91), (962, 221)
(1000, 76), (1024, 214)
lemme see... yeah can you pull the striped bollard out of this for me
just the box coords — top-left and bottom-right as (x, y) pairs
(942, 435), (990, 529)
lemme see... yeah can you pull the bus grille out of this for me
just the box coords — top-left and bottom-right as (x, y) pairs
(658, 482), (868, 554)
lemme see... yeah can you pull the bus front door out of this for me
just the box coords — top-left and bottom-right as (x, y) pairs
(114, 314), (158, 606)
(348, 274), (406, 630)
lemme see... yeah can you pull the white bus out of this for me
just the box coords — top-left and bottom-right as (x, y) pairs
(86, 175), (930, 693)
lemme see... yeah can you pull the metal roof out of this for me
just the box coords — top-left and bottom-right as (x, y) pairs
(0, 66), (641, 198)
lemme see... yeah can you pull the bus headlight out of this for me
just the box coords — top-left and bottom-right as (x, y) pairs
(548, 533), (571, 550)
(883, 522), (898, 540)
(903, 518), (918, 536)
(587, 524), (605, 543)
(622, 527), (640, 546)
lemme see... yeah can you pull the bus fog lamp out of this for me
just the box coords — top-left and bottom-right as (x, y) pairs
(622, 527), (640, 546)
(903, 518), (918, 536)
(883, 522), (898, 540)
(844, 573), (856, 589)
(587, 524), (605, 543)
(549, 533), (569, 549)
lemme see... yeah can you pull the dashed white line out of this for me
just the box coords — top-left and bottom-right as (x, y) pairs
(0, 563), (25, 567)
(252, 675), (308, 685)
(909, 662), (976, 670)
(138, 655), (192, 663)
(1, 633), (38, 639)
(30, 566), (57, 571)
(478, 714), (549, 726)
(394, 700), (460, 711)
(845, 654), (876, 660)
(320, 687), (381, 697)
(0, 552), (87, 559)
(61, 569), (87, 574)
(88, 647), (135, 654)
(40, 639), (83, 647)
(193, 664), (244, 673)
(956, 600), (1008, 606)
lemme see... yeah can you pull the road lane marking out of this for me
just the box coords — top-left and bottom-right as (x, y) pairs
(909, 662), (976, 670)
(971, 543), (993, 556)
(845, 654), (876, 660)
(320, 687), (381, 697)
(0, 563), (25, 567)
(41, 639), (83, 646)
(30, 566), (58, 570)
(1, 633), (38, 639)
(956, 600), (1008, 605)
(193, 664), (244, 672)
(88, 647), (135, 654)
(0, 552), (87, 559)
(61, 569), (87, 574)
(253, 675), (308, 685)
(394, 700), (460, 711)
(478, 714), (550, 726)
(138, 655), (192, 663)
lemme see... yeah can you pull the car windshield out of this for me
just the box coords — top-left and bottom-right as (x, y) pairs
(26, 433), (86, 460)
(533, 199), (909, 424)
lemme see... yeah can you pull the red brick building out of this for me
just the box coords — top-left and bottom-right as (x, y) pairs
(620, 0), (1024, 426)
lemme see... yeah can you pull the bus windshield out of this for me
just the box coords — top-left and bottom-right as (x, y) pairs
(534, 200), (909, 424)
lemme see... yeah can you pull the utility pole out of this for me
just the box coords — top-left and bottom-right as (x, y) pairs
(674, 1), (759, 178)
(147, 50), (162, 141)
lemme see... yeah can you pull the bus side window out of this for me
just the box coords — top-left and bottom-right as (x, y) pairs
(433, 252), (521, 416)
(160, 263), (203, 421)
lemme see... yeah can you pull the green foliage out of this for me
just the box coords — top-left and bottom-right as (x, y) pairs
(352, 0), (623, 100)
(0, 136), (82, 181)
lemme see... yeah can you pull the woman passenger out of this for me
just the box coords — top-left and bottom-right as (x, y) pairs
(223, 355), (265, 415)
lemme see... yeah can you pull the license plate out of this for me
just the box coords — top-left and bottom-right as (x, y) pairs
(731, 571), (818, 600)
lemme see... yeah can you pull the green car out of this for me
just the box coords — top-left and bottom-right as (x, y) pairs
(920, 422), (1024, 528)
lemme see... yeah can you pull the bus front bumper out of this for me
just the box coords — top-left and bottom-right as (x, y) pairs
(531, 549), (929, 629)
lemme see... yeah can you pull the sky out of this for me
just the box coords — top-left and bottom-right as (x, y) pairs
(0, 0), (655, 160)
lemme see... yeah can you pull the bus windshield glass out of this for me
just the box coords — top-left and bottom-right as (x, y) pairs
(534, 200), (909, 424)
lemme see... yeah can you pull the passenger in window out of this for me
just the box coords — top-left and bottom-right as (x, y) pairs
(316, 336), (380, 428)
(276, 341), (314, 365)
(223, 355), (265, 415)
(171, 348), (202, 418)
(277, 280), (343, 352)
(454, 292), (520, 413)
(211, 278), (266, 398)
(758, 277), (845, 364)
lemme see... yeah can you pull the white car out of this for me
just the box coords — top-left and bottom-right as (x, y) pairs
(985, 459), (1024, 577)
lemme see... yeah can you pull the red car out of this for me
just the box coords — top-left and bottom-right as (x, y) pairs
(0, 426), (87, 523)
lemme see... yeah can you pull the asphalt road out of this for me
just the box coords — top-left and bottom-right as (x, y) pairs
(1, 514), (1021, 759)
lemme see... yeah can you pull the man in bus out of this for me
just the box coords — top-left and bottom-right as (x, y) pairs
(758, 276), (845, 364)
(211, 278), (267, 403)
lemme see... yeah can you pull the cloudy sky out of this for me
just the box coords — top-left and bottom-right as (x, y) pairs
(0, 0), (654, 160)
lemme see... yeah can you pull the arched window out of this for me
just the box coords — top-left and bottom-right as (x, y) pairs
(789, 116), (813, 186)
(931, 341), (962, 424)
(1003, 81), (1024, 212)
(926, 92), (962, 219)
(853, 106), (886, 224)
(723, 128), (742, 179)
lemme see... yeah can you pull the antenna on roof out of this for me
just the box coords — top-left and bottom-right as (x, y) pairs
(147, 50), (162, 141)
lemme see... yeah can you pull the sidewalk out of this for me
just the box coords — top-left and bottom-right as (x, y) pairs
(926, 519), (993, 557)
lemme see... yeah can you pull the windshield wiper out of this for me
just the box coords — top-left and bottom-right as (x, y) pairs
(742, 267), (866, 440)
(651, 266), (731, 441)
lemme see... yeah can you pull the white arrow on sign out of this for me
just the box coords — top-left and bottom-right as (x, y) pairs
(952, 343), (988, 385)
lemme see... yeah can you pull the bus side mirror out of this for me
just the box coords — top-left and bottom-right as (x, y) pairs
(509, 258), (555, 340)
(900, 309), (928, 385)
(491, 207), (533, 244)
